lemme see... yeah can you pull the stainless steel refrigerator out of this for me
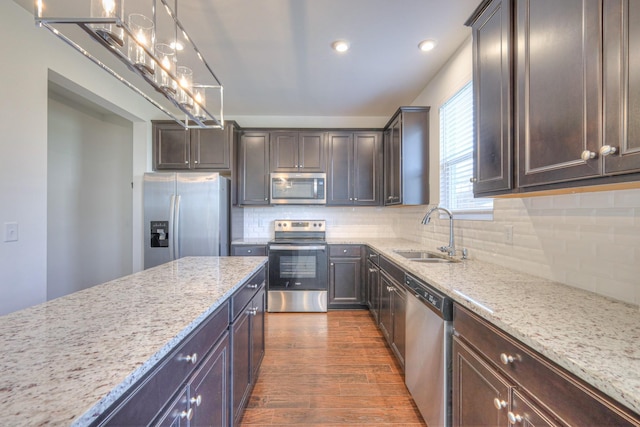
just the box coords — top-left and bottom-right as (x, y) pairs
(144, 172), (230, 269)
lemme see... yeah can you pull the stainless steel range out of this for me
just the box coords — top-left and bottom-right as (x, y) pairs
(267, 220), (328, 312)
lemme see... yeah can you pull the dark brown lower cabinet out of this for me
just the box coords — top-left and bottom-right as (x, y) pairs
(453, 304), (640, 427)
(231, 283), (265, 426)
(378, 269), (406, 368)
(328, 245), (365, 308)
(366, 258), (380, 323)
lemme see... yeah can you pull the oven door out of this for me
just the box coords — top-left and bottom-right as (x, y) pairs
(268, 244), (328, 291)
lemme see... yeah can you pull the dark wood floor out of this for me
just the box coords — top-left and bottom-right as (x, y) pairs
(239, 310), (426, 426)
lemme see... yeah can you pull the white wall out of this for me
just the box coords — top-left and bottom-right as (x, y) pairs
(0, 1), (156, 315)
(47, 90), (133, 300)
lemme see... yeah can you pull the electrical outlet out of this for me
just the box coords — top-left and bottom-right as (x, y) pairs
(504, 225), (513, 245)
(4, 222), (18, 242)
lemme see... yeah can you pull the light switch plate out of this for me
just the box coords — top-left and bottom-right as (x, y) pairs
(4, 222), (18, 242)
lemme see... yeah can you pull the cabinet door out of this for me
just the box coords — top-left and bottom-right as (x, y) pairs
(299, 132), (325, 171)
(603, 0), (640, 175)
(390, 283), (406, 368)
(452, 337), (511, 427)
(154, 122), (191, 170)
(250, 287), (266, 380)
(192, 126), (231, 170)
(154, 388), (189, 427)
(384, 119), (402, 205)
(470, 0), (513, 195)
(328, 257), (363, 307)
(510, 389), (561, 427)
(231, 309), (252, 425)
(270, 131), (299, 172)
(366, 260), (380, 323)
(326, 132), (353, 205)
(190, 332), (230, 427)
(238, 132), (270, 205)
(516, 0), (602, 187)
(378, 272), (393, 345)
(353, 132), (382, 205)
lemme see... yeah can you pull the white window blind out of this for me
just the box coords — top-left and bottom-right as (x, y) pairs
(439, 81), (493, 215)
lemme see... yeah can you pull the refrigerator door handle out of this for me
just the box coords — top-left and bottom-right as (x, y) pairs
(169, 194), (176, 260)
(174, 194), (182, 260)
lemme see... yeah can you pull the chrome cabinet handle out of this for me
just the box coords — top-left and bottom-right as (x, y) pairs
(190, 395), (202, 407)
(354, 198), (358, 201)
(581, 150), (597, 160)
(247, 249), (252, 253)
(194, 160), (199, 164)
(247, 283), (259, 289)
(500, 353), (516, 365)
(182, 353), (198, 364)
(507, 411), (523, 424)
(369, 268), (377, 273)
(599, 145), (618, 156)
(470, 177), (477, 183)
(248, 307), (258, 316)
(180, 408), (194, 420)
(493, 398), (507, 410)
(343, 249), (348, 253)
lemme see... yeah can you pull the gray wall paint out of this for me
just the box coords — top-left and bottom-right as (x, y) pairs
(47, 91), (133, 300)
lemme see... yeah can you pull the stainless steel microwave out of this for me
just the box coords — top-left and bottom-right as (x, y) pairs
(270, 172), (326, 205)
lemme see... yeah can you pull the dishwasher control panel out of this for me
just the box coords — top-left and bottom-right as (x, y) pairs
(405, 274), (452, 319)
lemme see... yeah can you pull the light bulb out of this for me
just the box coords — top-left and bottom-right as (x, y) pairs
(102, 0), (115, 15)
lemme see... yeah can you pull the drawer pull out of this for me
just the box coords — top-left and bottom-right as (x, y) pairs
(500, 353), (516, 365)
(507, 411), (523, 424)
(247, 284), (259, 289)
(248, 307), (258, 316)
(182, 353), (198, 365)
(493, 398), (507, 410)
(180, 408), (194, 420)
(190, 395), (202, 407)
(247, 249), (252, 253)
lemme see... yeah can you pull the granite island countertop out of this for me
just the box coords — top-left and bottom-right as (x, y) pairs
(329, 238), (640, 417)
(0, 256), (267, 427)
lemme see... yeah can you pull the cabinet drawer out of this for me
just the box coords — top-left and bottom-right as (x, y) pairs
(330, 245), (362, 257)
(98, 302), (230, 426)
(231, 267), (266, 320)
(453, 305), (640, 426)
(379, 255), (404, 285)
(232, 245), (267, 256)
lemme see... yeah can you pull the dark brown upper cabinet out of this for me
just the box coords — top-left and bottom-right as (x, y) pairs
(326, 131), (382, 206)
(466, 0), (513, 196)
(237, 131), (270, 206)
(467, 0), (640, 196)
(152, 120), (236, 171)
(515, 0), (602, 188)
(383, 107), (430, 206)
(603, 0), (640, 176)
(270, 131), (325, 172)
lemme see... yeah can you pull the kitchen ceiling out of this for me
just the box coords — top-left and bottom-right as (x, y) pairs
(15, 0), (479, 119)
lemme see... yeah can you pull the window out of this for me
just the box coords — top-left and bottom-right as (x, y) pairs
(439, 81), (493, 218)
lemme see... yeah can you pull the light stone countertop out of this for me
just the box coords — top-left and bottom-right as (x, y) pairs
(0, 256), (267, 427)
(332, 238), (640, 417)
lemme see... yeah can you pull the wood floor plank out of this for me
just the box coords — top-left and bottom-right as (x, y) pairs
(239, 311), (426, 426)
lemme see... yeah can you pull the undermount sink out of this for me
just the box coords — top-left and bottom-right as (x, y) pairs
(393, 250), (459, 263)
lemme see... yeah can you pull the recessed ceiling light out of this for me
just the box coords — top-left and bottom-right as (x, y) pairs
(418, 39), (437, 52)
(331, 40), (350, 53)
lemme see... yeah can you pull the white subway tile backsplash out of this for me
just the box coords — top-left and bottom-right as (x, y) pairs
(240, 188), (640, 306)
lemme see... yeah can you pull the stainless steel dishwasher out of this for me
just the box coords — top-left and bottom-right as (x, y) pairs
(405, 273), (453, 427)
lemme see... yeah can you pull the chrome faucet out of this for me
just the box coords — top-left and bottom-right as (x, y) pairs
(421, 206), (460, 257)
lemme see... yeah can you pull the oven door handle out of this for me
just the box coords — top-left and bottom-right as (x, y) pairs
(269, 245), (326, 251)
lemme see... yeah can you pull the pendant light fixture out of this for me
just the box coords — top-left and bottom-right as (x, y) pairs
(35, 0), (224, 129)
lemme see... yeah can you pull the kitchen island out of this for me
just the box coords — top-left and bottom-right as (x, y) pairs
(0, 256), (267, 426)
